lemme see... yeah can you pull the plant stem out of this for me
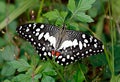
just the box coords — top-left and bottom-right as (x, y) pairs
(108, 0), (115, 79)
(36, 0), (44, 21)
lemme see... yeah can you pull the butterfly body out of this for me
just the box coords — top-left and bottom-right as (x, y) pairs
(16, 23), (104, 66)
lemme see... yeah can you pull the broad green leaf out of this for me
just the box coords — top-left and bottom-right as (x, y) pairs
(42, 68), (57, 76)
(89, 53), (107, 67)
(41, 76), (55, 82)
(1, 63), (15, 76)
(74, 69), (85, 82)
(77, 0), (96, 11)
(34, 73), (42, 80)
(0, 1), (6, 13)
(43, 10), (67, 25)
(55, 11), (67, 25)
(68, 22), (79, 31)
(114, 45), (120, 73)
(8, 21), (17, 34)
(0, 45), (17, 61)
(13, 74), (32, 82)
(0, 37), (6, 47)
(43, 9), (60, 21)
(67, 0), (76, 13)
(9, 59), (30, 72)
(75, 12), (93, 22)
(3, 80), (11, 82)
(20, 42), (36, 55)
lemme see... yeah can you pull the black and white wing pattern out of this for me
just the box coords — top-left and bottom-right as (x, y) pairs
(16, 23), (104, 66)
(55, 30), (104, 66)
(16, 23), (60, 60)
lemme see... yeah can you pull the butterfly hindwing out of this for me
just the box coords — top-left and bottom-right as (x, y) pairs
(16, 23), (60, 60)
(55, 30), (104, 66)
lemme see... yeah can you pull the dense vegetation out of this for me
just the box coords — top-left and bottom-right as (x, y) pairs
(0, 0), (120, 82)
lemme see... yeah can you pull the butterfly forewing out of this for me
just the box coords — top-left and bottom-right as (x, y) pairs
(16, 23), (60, 60)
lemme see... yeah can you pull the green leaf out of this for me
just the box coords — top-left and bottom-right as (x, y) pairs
(8, 21), (17, 34)
(0, 1), (6, 13)
(41, 76), (55, 82)
(3, 79), (11, 82)
(43, 10), (67, 25)
(9, 59), (30, 72)
(43, 9), (60, 21)
(34, 73), (42, 80)
(13, 74), (32, 82)
(75, 12), (93, 22)
(77, 0), (96, 11)
(0, 37), (6, 47)
(114, 45), (120, 73)
(0, 45), (17, 61)
(89, 54), (107, 67)
(55, 11), (67, 25)
(1, 63), (15, 76)
(74, 69), (85, 82)
(20, 42), (36, 55)
(67, 0), (76, 13)
(42, 68), (57, 76)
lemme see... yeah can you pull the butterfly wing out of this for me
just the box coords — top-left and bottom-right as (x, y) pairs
(16, 23), (60, 60)
(55, 30), (104, 66)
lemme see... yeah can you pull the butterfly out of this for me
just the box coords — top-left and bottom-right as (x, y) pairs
(16, 23), (104, 66)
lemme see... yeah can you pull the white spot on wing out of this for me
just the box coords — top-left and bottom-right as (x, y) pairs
(94, 43), (97, 48)
(29, 24), (31, 27)
(47, 36), (56, 48)
(40, 24), (44, 28)
(29, 35), (31, 38)
(59, 40), (72, 49)
(90, 36), (93, 42)
(89, 49), (92, 52)
(62, 58), (65, 62)
(48, 52), (51, 56)
(84, 39), (88, 43)
(26, 28), (30, 32)
(67, 55), (70, 59)
(31, 38), (33, 41)
(38, 43), (41, 47)
(58, 55), (62, 59)
(36, 28), (40, 32)
(83, 43), (86, 47)
(72, 39), (78, 47)
(42, 47), (45, 51)
(19, 26), (22, 30)
(79, 41), (83, 50)
(76, 52), (79, 56)
(35, 32), (39, 36)
(71, 57), (74, 60)
(94, 39), (97, 42)
(43, 52), (47, 56)
(33, 23), (36, 29)
(102, 45), (104, 49)
(38, 32), (44, 40)
(82, 34), (85, 38)
(57, 61), (59, 63)
(44, 32), (50, 40)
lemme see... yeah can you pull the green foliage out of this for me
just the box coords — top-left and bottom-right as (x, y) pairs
(0, 0), (120, 82)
